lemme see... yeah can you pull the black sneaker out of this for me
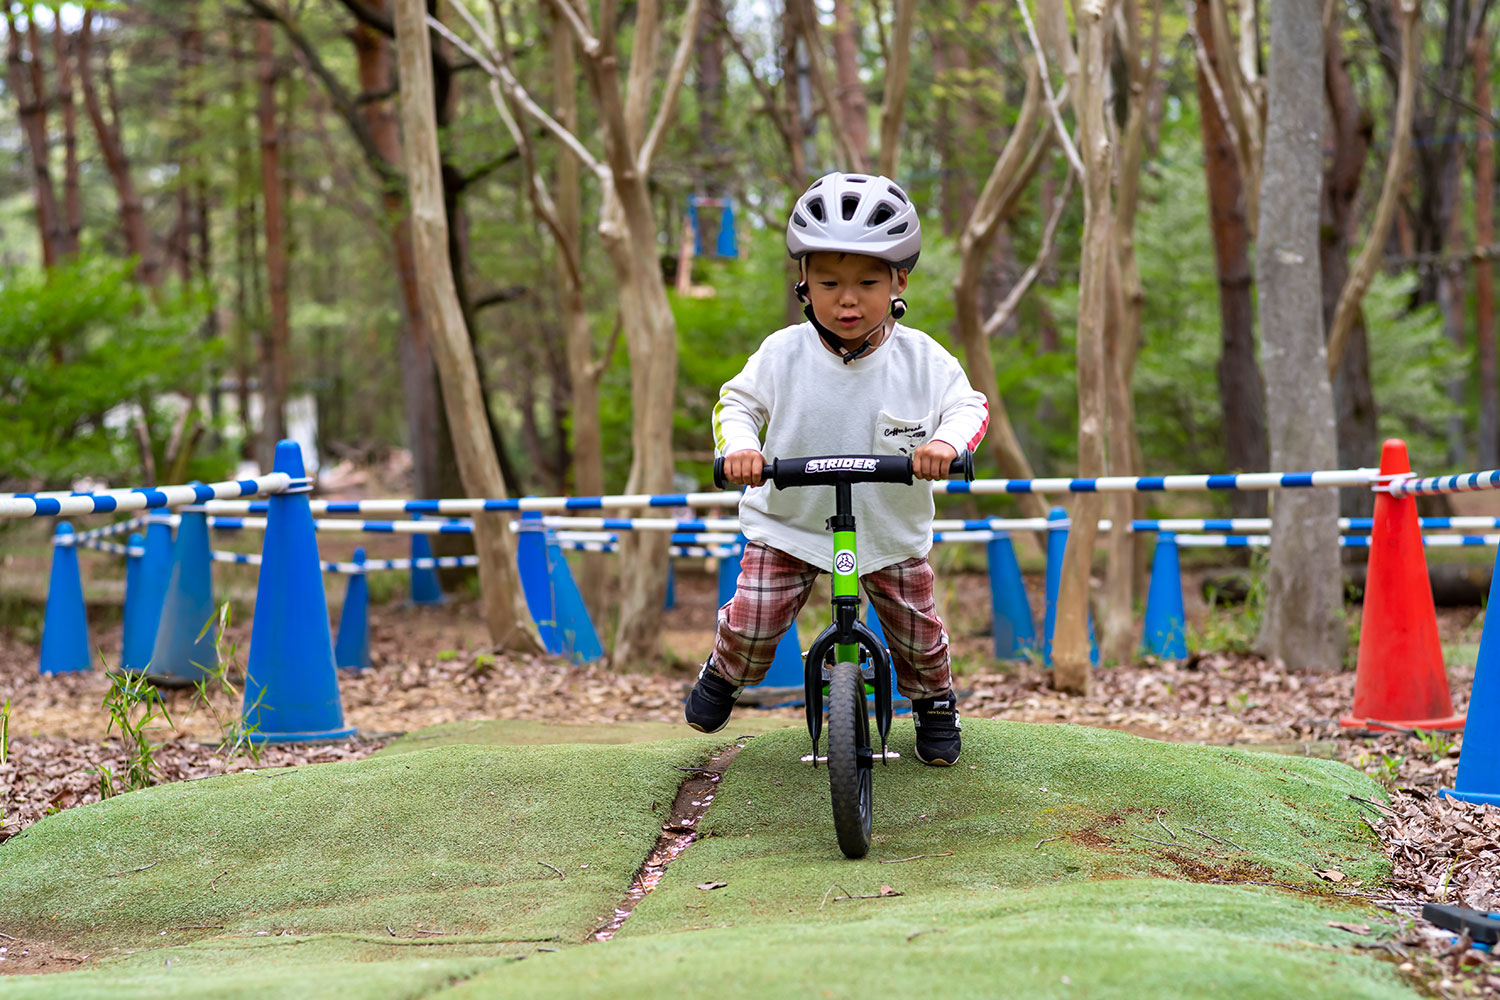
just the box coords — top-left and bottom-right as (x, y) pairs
(684, 660), (742, 734)
(911, 689), (961, 766)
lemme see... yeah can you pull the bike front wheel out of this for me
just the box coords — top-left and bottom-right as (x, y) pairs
(826, 659), (873, 859)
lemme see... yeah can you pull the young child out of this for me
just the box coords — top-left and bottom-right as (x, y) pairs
(685, 172), (989, 765)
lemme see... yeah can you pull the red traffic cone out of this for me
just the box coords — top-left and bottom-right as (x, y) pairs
(1340, 439), (1465, 732)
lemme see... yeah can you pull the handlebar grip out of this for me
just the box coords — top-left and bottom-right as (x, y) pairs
(950, 450), (975, 482)
(713, 456), (728, 490)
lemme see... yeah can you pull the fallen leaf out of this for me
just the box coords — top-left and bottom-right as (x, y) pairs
(878, 885), (902, 897)
(1315, 869), (1345, 883)
(696, 882), (727, 891)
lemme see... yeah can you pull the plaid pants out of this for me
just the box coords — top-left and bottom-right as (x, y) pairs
(711, 541), (952, 698)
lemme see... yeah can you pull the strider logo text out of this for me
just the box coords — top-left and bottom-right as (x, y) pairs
(804, 457), (878, 474)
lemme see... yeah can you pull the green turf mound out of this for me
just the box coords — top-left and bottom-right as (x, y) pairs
(441, 880), (1414, 1000)
(0, 719), (1401, 1000)
(620, 720), (1387, 937)
(0, 740), (720, 952)
(0, 939), (504, 1000)
(378, 718), (793, 755)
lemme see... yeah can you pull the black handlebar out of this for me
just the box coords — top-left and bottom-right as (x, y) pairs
(713, 451), (974, 490)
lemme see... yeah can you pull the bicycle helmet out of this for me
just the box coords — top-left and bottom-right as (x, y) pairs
(786, 172), (921, 272)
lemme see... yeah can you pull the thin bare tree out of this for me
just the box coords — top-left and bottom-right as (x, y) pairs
(1324, 0), (1420, 375)
(435, 0), (704, 664)
(392, 0), (541, 653)
(1052, 0), (1117, 695)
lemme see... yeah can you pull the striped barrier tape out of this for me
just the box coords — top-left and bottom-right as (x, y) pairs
(193, 467), (1384, 517)
(1, 473), (303, 519)
(1173, 533), (1500, 548)
(1384, 469), (1500, 497)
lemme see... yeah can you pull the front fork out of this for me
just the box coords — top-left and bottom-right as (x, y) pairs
(803, 527), (894, 765)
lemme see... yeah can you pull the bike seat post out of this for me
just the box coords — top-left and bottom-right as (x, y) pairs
(827, 478), (861, 645)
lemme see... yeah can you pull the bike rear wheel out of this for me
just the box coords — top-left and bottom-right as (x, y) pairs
(826, 659), (873, 858)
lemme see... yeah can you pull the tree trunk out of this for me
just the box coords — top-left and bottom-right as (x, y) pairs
(1476, 31), (1498, 468)
(7, 10), (63, 268)
(79, 12), (157, 286)
(351, 1), (465, 504)
(1101, 0), (1161, 667)
(1255, 0), (1345, 673)
(951, 60), (1050, 533)
(394, 0), (541, 652)
(1055, 0), (1116, 695)
(1320, 21), (1378, 517)
(256, 21), (289, 466)
(54, 19), (80, 257)
(550, 8), (607, 619)
(830, 0), (868, 171)
(1193, 0), (1267, 518)
(875, 0), (914, 177)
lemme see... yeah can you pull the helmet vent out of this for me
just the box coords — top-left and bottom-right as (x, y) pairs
(809, 178), (824, 189)
(887, 221), (909, 235)
(847, 175), (868, 183)
(792, 212), (808, 228)
(869, 203), (895, 226)
(841, 194), (860, 221)
(888, 184), (908, 203)
(807, 197), (825, 223)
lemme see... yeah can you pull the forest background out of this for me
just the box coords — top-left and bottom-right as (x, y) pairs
(0, 0), (1495, 671)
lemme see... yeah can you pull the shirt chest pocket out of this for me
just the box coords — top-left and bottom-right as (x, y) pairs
(874, 408), (935, 457)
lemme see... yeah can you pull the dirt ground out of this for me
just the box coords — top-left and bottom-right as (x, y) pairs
(1, 567), (1497, 993)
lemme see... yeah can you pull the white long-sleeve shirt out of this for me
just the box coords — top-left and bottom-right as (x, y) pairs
(712, 321), (989, 573)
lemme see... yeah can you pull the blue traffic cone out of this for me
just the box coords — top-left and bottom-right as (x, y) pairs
(761, 618), (805, 687)
(120, 532), (145, 668)
(516, 510), (559, 652)
(861, 598), (902, 697)
(1442, 547), (1500, 806)
(716, 199), (739, 258)
(987, 532), (1036, 660)
(664, 559), (677, 610)
(334, 548), (371, 672)
(1142, 533), (1188, 659)
(149, 504), (217, 684)
(717, 538), (745, 609)
(408, 515), (444, 605)
(39, 522), (91, 675)
(122, 515), (174, 672)
(547, 540), (605, 664)
(242, 440), (355, 742)
(1043, 506), (1097, 668)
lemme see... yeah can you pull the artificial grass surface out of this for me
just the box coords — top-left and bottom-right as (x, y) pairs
(0, 719), (1406, 999)
(0, 740), (715, 952)
(441, 879), (1416, 1000)
(620, 720), (1389, 938)
(378, 717), (794, 755)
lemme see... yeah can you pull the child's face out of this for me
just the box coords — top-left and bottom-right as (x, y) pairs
(804, 252), (909, 345)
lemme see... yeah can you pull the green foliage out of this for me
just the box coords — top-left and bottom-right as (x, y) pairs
(0, 696), (10, 767)
(1412, 728), (1457, 761)
(1190, 560), (1267, 656)
(0, 256), (220, 488)
(100, 664), (174, 794)
(188, 602), (264, 765)
(1363, 272), (1466, 470)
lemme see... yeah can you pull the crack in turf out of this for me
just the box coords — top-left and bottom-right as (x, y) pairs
(589, 741), (747, 943)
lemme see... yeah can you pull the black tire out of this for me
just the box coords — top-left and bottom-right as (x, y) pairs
(827, 659), (872, 859)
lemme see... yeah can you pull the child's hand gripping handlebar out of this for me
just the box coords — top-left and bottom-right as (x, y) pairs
(713, 451), (974, 490)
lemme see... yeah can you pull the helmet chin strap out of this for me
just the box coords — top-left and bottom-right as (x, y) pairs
(795, 264), (908, 366)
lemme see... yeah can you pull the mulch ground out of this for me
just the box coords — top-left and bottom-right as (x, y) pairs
(1, 571), (1496, 994)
